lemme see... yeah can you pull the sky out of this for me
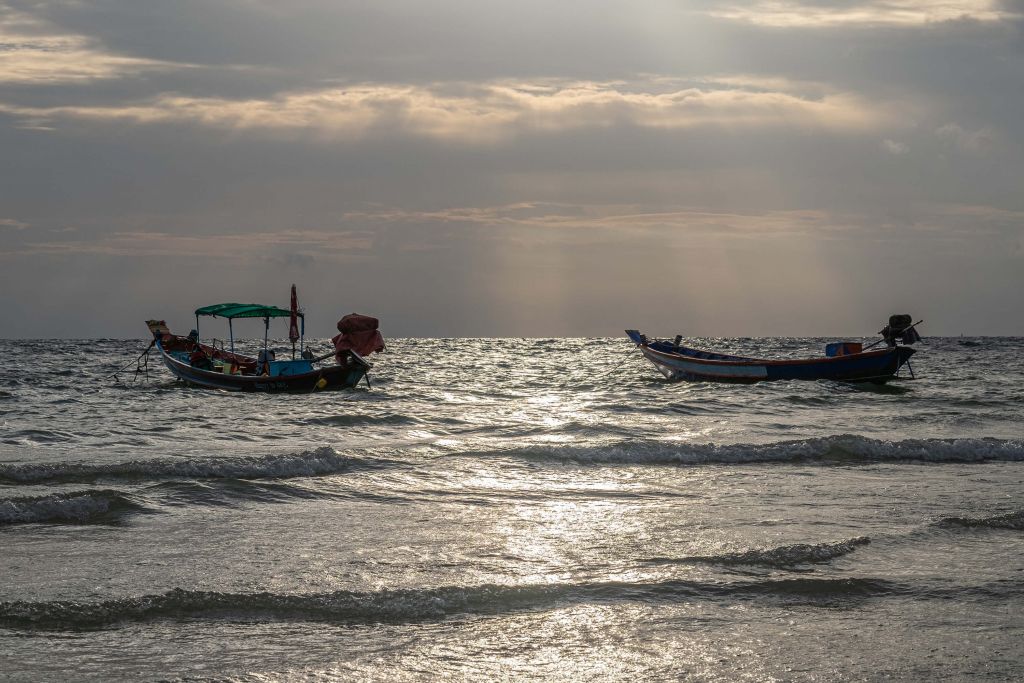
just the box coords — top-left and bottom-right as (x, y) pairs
(1, 0), (1022, 338)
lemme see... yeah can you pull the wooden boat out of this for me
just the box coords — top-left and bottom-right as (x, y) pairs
(626, 317), (921, 384)
(145, 299), (373, 392)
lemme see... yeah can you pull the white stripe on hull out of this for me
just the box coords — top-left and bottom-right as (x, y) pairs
(641, 347), (768, 380)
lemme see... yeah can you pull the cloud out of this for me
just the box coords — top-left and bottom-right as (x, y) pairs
(707, 0), (1020, 27)
(882, 138), (910, 154)
(340, 202), (883, 243)
(0, 5), (189, 84)
(936, 122), (996, 153)
(339, 200), (1024, 254)
(0, 76), (889, 142)
(11, 198), (1017, 262)
(0, 217), (28, 230)
(14, 229), (372, 259)
(260, 251), (316, 268)
(6, 201), (972, 261)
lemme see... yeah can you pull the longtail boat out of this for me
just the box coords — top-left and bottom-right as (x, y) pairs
(626, 315), (921, 384)
(144, 288), (383, 392)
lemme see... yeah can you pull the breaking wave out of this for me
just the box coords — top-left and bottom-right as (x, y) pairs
(0, 577), (898, 629)
(645, 537), (870, 569)
(0, 490), (146, 525)
(508, 435), (1024, 465)
(146, 479), (330, 507)
(936, 509), (1024, 531)
(0, 447), (362, 485)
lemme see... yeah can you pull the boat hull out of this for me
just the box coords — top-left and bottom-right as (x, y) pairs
(155, 341), (367, 392)
(628, 332), (916, 384)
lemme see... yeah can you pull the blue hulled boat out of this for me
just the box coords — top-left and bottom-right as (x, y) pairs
(626, 316), (921, 384)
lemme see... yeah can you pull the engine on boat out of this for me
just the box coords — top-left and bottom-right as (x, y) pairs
(880, 314), (921, 347)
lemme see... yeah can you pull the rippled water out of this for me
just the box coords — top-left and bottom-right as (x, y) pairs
(2, 336), (1023, 681)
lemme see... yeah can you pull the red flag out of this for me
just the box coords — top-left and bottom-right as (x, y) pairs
(289, 284), (300, 342)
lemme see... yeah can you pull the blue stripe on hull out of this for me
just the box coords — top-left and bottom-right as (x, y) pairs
(763, 347), (913, 382)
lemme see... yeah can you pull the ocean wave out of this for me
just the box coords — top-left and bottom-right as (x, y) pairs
(0, 447), (361, 485)
(146, 479), (328, 507)
(301, 413), (423, 427)
(507, 435), (1024, 465)
(2, 428), (77, 445)
(936, 509), (1024, 531)
(645, 537), (870, 569)
(0, 577), (898, 629)
(0, 490), (146, 525)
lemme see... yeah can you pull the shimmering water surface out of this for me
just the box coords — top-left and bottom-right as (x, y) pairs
(1, 336), (1023, 681)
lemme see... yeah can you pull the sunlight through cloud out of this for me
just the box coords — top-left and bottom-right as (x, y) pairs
(0, 6), (187, 84)
(0, 77), (887, 141)
(708, 0), (1019, 27)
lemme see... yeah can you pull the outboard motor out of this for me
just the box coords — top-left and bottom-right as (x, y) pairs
(880, 314), (922, 347)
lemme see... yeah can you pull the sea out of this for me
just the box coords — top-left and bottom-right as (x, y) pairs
(1, 336), (1023, 682)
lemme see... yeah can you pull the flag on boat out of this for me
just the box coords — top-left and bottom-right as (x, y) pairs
(289, 284), (300, 343)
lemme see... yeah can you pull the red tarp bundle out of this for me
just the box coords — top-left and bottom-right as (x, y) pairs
(332, 313), (385, 359)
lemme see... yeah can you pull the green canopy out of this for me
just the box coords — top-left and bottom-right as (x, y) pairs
(194, 303), (302, 319)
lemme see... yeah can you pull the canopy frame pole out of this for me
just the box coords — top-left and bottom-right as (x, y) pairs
(229, 319), (234, 354)
(260, 317), (268, 366)
(301, 317), (305, 354)
(195, 315), (200, 344)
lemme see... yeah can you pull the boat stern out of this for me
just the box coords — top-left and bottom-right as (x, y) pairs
(146, 320), (170, 339)
(625, 329), (646, 345)
(894, 345), (917, 377)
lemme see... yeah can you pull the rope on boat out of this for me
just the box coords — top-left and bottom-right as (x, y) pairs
(111, 339), (155, 385)
(593, 346), (642, 381)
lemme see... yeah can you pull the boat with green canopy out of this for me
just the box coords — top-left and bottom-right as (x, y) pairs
(192, 302), (305, 359)
(144, 286), (383, 392)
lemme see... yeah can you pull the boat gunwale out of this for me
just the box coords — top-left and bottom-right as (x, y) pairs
(640, 341), (906, 368)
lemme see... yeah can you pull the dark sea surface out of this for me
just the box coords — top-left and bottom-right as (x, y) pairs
(1, 336), (1022, 681)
